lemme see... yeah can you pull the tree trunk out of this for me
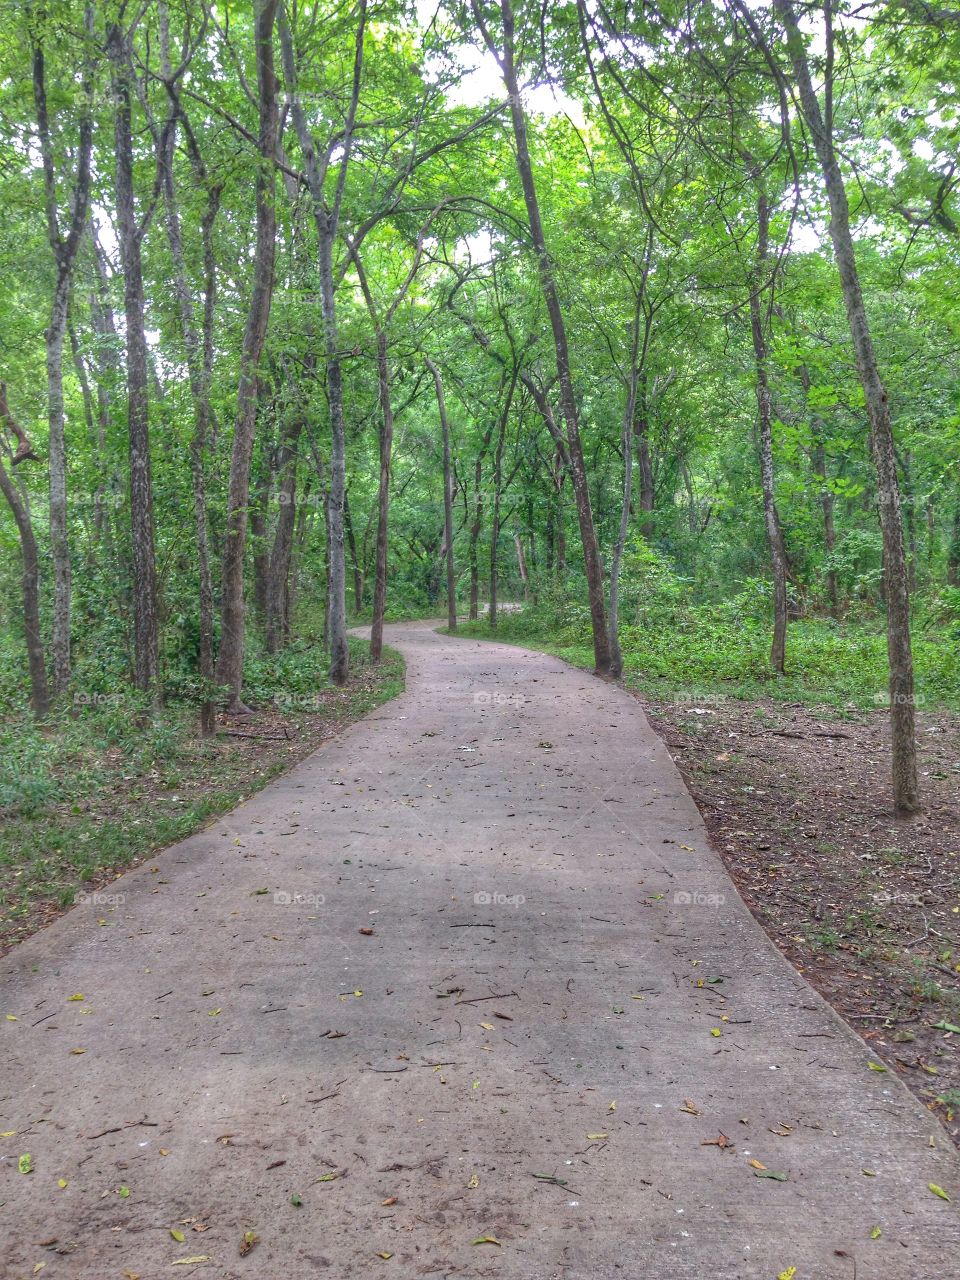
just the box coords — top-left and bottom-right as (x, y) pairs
(344, 489), (363, 613)
(33, 10), (94, 694)
(426, 358), (457, 631)
(108, 21), (160, 697)
(749, 190), (788, 676)
(214, 0), (280, 713)
(265, 418), (303, 653)
(479, 0), (610, 674)
(634, 374), (655, 542)
(369, 330), (394, 662)
(156, 15), (220, 734)
(0, 389), (50, 717)
(776, 0), (919, 813)
(948, 506), (960, 586)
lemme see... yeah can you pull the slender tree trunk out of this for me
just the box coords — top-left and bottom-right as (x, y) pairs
(0, 389), (50, 717)
(489, 407), (506, 631)
(250, 468), (271, 621)
(214, 0), (280, 712)
(610, 357), (639, 681)
(156, 16), (220, 733)
(33, 12), (94, 693)
(344, 489), (363, 613)
(426, 358), (457, 631)
(776, 0), (919, 813)
(278, 3), (366, 687)
(369, 330), (394, 662)
(265, 425), (303, 653)
(478, 0), (610, 674)
(634, 373), (655, 542)
(108, 22), (159, 697)
(749, 190), (788, 675)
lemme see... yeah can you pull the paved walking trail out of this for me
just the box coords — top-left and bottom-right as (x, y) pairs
(2, 624), (958, 1279)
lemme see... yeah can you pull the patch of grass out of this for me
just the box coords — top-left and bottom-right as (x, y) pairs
(453, 605), (960, 713)
(0, 638), (404, 950)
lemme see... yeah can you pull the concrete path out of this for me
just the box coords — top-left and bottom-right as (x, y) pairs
(2, 623), (957, 1279)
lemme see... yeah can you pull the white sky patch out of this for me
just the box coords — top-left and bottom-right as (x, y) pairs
(913, 138), (935, 162)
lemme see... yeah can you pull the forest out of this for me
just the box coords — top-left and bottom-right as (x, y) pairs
(1, 0), (959, 902)
(3, 3), (960, 1271)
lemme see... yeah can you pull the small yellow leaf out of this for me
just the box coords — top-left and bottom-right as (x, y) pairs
(5, 1014), (17, 1021)
(57, 1178), (68, 1188)
(159, 1148), (170, 1156)
(69, 1047), (85, 1055)
(376, 1252), (393, 1260)
(862, 1168), (877, 1177)
(122, 1271), (141, 1280)
(467, 1174), (479, 1188)
(0, 1130), (15, 1138)
(608, 1101), (616, 1111)
(480, 1022), (495, 1031)
(867, 1060), (887, 1072)
(170, 1229), (186, 1242)
(929, 1183), (950, 1201)
(207, 1008), (221, 1017)
(777, 1270), (796, 1280)
(870, 1225), (882, 1239)
(471, 1235), (501, 1247)
(748, 1159), (766, 1170)
(353, 989), (363, 998)
(170, 1258), (210, 1267)
(586, 1132), (608, 1141)
(710, 1027), (722, 1037)
(67, 994), (85, 1002)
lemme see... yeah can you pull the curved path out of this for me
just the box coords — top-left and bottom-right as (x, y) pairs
(2, 623), (957, 1279)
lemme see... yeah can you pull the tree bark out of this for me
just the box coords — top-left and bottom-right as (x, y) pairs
(368, 329), (394, 662)
(277, 2), (366, 687)
(475, 0), (611, 674)
(776, 0), (920, 812)
(426, 358), (457, 631)
(265, 414), (305, 653)
(344, 489), (364, 613)
(108, 20), (160, 697)
(214, 0), (280, 713)
(0, 387), (50, 717)
(748, 189), (788, 675)
(33, 7), (95, 693)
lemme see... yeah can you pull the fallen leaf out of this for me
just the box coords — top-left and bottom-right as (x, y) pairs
(290, 1192), (303, 1206)
(69, 1047), (85, 1055)
(748, 1159), (766, 1170)
(586, 1132), (608, 1141)
(207, 1008), (221, 1017)
(67, 994), (85, 1002)
(929, 1183), (950, 1201)
(933, 1020), (960, 1034)
(710, 1027), (722, 1037)
(382, 1196), (398, 1206)
(862, 1168), (877, 1177)
(777, 1270), (796, 1280)
(870, 1225), (882, 1239)
(18, 1153), (32, 1174)
(171, 1258), (210, 1267)
(867, 1061), (887, 1072)
(608, 1101), (616, 1112)
(480, 1022), (495, 1031)
(359, 927), (375, 936)
(679, 1100), (701, 1116)
(471, 1235), (501, 1246)
(122, 1271), (141, 1279)
(702, 1132), (731, 1148)
(118, 1186), (130, 1198)
(57, 1178), (68, 1188)
(170, 1229), (186, 1243)
(239, 1230), (259, 1257)
(376, 1252), (393, 1260)
(0, 1130), (16, 1138)
(754, 1170), (787, 1181)
(159, 1148), (171, 1156)
(467, 1174), (479, 1189)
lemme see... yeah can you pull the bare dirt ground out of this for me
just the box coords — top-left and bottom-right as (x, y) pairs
(639, 693), (960, 1148)
(1, 625), (958, 1279)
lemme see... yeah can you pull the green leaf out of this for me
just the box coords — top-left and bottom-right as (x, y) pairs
(18, 1152), (32, 1174)
(754, 1170), (788, 1181)
(928, 1183), (950, 1202)
(290, 1192), (303, 1207)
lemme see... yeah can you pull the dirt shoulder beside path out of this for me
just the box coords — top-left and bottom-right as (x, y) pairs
(639, 692), (960, 1148)
(1, 624), (958, 1279)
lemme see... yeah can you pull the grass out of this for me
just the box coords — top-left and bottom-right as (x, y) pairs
(453, 603), (960, 712)
(0, 636), (404, 949)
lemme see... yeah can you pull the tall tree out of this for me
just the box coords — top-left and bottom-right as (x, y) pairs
(214, 0), (282, 713)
